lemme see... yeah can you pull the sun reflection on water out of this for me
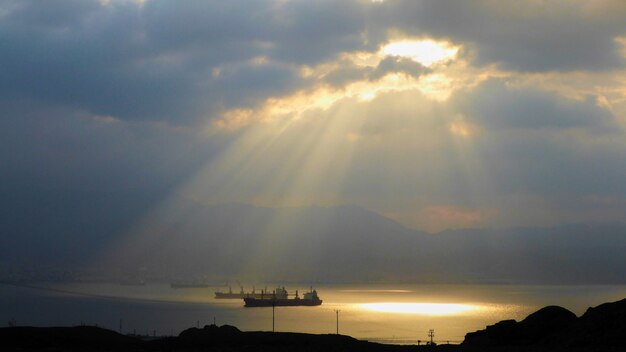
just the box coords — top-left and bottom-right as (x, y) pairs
(360, 302), (480, 316)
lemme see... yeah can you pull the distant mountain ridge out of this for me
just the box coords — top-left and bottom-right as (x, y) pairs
(2, 190), (625, 284)
(101, 200), (626, 284)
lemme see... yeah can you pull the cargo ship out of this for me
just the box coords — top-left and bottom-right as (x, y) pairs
(215, 286), (269, 299)
(243, 287), (322, 307)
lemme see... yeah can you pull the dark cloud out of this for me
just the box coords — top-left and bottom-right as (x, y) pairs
(0, 2), (293, 122)
(0, 100), (220, 192)
(369, 56), (429, 80)
(472, 131), (626, 198)
(2, 0), (624, 126)
(321, 62), (368, 87)
(0, 0), (372, 123)
(456, 79), (619, 132)
(2, 0), (101, 28)
(212, 61), (305, 108)
(323, 56), (429, 87)
(1, 0), (626, 243)
(264, 0), (367, 64)
(372, 0), (626, 72)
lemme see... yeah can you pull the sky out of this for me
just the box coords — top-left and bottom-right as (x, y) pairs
(2, 0), (626, 234)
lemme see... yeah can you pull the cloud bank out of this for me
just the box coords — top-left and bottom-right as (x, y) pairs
(1, 0), (626, 242)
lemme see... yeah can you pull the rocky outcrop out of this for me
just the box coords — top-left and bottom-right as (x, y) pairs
(0, 326), (141, 351)
(555, 297), (626, 349)
(462, 299), (626, 351)
(463, 306), (576, 348)
(170, 324), (381, 351)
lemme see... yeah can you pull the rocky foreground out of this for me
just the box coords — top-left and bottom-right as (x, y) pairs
(461, 297), (626, 351)
(2, 298), (626, 351)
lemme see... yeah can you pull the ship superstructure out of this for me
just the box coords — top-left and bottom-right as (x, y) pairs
(243, 287), (322, 307)
(215, 286), (269, 299)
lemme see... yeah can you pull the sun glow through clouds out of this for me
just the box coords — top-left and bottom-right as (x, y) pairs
(382, 40), (459, 67)
(360, 302), (479, 316)
(449, 119), (474, 137)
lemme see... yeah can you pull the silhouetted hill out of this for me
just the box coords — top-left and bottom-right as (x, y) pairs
(463, 306), (577, 348)
(463, 298), (626, 351)
(0, 325), (432, 352)
(164, 324), (401, 351)
(555, 297), (626, 349)
(0, 326), (141, 351)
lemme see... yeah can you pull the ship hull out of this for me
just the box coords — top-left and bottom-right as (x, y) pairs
(244, 298), (323, 307)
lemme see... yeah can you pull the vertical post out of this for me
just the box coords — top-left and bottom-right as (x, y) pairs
(428, 329), (435, 345)
(334, 310), (340, 335)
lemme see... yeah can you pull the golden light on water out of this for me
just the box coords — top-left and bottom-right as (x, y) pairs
(360, 302), (479, 316)
(382, 40), (459, 67)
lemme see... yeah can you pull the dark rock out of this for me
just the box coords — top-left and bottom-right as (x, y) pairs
(462, 299), (626, 351)
(554, 297), (626, 348)
(463, 319), (518, 346)
(0, 326), (142, 351)
(518, 305), (577, 344)
(463, 306), (576, 348)
(521, 306), (577, 328)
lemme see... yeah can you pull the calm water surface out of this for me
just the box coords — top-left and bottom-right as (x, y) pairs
(2, 282), (626, 344)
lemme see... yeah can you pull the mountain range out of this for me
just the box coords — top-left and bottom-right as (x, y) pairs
(2, 190), (625, 284)
(101, 199), (626, 284)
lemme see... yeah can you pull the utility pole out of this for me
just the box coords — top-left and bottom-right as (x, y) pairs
(272, 302), (275, 333)
(428, 329), (435, 345)
(334, 310), (340, 335)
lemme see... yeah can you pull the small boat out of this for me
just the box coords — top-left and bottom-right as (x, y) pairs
(244, 287), (322, 307)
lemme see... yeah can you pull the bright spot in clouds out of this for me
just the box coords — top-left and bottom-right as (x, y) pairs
(382, 40), (459, 67)
(360, 302), (479, 316)
(449, 119), (474, 137)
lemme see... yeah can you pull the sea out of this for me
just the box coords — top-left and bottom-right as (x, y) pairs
(2, 282), (626, 344)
